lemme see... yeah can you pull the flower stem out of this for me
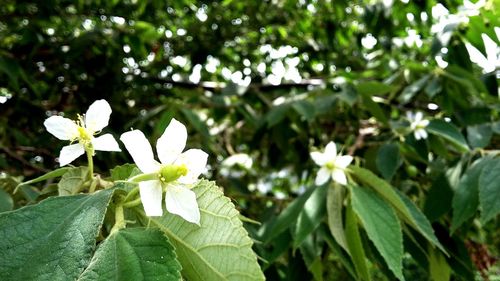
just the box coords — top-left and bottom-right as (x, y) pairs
(123, 198), (142, 208)
(86, 148), (94, 182)
(110, 204), (126, 234)
(123, 186), (140, 203)
(128, 172), (158, 183)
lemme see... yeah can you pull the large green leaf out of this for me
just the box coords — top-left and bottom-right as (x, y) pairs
(350, 166), (444, 253)
(351, 185), (404, 281)
(356, 81), (395, 96)
(427, 120), (469, 152)
(79, 228), (181, 281)
(429, 247), (451, 281)
(345, 202), (371, 281)
(262, 185), (316, 242)
(151, 180), (264, 281)
(398, 75), (431, 104)
(327, 185), (349, 253)
(478, 157), (500, 224)
(294, 185), (327, 248)
(58, 166), (89, 195)
(0, 189), (114, 281)
(376, 143), (401, 180)
(451, 157), (493, 232)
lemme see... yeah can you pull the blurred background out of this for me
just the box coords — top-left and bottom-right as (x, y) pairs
(0, 0), (499, 279)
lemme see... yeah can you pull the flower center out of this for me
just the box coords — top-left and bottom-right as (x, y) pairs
(326, 161), (336, 170)
(78, 126), (92, 142)
(158, 164), (188, 183)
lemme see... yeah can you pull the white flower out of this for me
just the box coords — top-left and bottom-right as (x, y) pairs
(43, 99), (121, 166)
(407, 111), (430, 140)
(120, 118), (208, 225)
(310, 141), (353, 186)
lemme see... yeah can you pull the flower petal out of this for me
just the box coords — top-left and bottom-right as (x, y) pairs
(415, 111), (423, 122)
(165, 184), (200, 225)
(315, 167), (331, 186)
(59, 143), (85, 166)
(92, 134), (121, 152)
(176, 149), (208, 185)
(139, 180), (163, 216)
(331, 169), (348, 185)
(336, 155), (353, 168)
(44, 116), (78, 140)
(420, 119), (430, 127)
(85, 99), (112, 133)
(310, 151), (327, 166)
(156, 118), (187, 165)
(324, 141), (338, 159)
(120, 130), (159, 173)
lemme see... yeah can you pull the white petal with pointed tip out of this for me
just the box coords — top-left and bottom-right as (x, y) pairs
(139, 180), (163, 216)
(331, 169), (347, 185)
(59, 143), (85, 166)
(315, 167), (331, 186)
(165, 184), (200, 225)
(85, 99), (112, 133)
(336, 155), (353, 168)
(310, 151), (327, 166)
(324, 141), (338, 159)
(92, 134), (121, 152)
(156, 118), (187, 165)
(44, 116), (78, 140)
(120, 130), (159, 173)
(176, 149), (208, 185)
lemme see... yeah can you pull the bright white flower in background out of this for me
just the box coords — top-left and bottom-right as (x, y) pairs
(43, 99), (121, 166)
(120, 118), (208, 225)
(310, 142), (353, 186)
(407, 111), (430, 140)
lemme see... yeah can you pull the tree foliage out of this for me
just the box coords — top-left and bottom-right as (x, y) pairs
(1, 0), (499, 280)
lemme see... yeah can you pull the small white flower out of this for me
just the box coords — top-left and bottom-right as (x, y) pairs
(120, 118), (208, 225)
(43, 99), (121, 166)
(310, 142), (353, 186)
(407, 111), (430, 140)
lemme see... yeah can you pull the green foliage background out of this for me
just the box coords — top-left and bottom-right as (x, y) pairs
(0, 0), (499, 280)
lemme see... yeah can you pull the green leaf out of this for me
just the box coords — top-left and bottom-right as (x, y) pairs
(376, 143), (401, 180)
(350, 166), (445, 253)
(478, 158), (500, 224)
(424, 174), (453, 222)
(356, 81), (395, 96)
(292, 100), (316, 122)
(358, 91), (388, 125)
(0, 189), (114, 281)
(262, 185), (315, 242)
(79, 228), (181, 281)
(429, 248), (451, 281)
(266, 104), (291, 128)
(427, 120), (469, 152)
(350, 185), (404, 281)
(451, 157), (493, 232)
(396, 191), (446, 254)
(398, 75), (431, 104)
(58, 166), (89, 195)
(151, 180), (264, 281)
(466, 124), (492, 149)
(0, 188), (13, 212)
(110, 163), (141, 181)
(14, 167), (70, 192)
(345, 202), (371, 281)
(294, 185), (327, 248)
(327, 185), (349, 253)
